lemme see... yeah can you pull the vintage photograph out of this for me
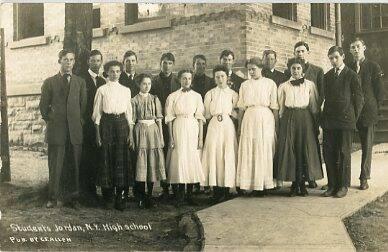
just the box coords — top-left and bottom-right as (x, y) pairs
(0, 2), (387, 251)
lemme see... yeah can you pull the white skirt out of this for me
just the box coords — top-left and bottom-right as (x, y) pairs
(236, 106), (276, 190)
(201, 115), (238, 188)
(167, 116), (205, 184)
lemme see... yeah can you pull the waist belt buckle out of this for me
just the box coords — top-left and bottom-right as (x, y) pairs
(217, 114), (223, 122)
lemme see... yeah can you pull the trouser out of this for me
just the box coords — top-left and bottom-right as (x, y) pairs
(135, 181), (154, 201)
(80, 141), (99, 196)
(323, 129), (353, 189)
(357, 124), (374, 180)
(48, 141), (81, 201)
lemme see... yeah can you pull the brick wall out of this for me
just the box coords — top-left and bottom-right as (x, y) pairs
(1, 3), (336, 147)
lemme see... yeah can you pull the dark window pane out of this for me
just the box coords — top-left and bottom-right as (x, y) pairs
(360, 4), (371, 30)
(125, 3), (138, 25)
(273, 3), (297, 21)
(382, 4), (388, 27)
(92, 8), (100, 28)
(16, 3), (44, 40)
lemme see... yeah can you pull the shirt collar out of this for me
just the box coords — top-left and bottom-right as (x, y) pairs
(337, 63), (345, 72)
(88, 69), (98, 79)
(59, 71), (72, 77)
(106, 80), (120, 86)
(228, 70), (233, 77)
(125, 71), (135, 78)
(139, 92), (149, 97)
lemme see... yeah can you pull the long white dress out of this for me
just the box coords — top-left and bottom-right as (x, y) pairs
(236, 77), (279, 190)
(165, 88), (206, 184)
(201, 86), (239, 188)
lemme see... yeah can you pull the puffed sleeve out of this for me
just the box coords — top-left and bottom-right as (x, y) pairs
(269, 80), (279, 110)
(203, 90), (212, 120)
(92, 87), (103, 125)
(131, 97), (137, 123)
(277, 83), (285, 118)
(155, 96), (163, 121)
(309, 81), (319, 115)
(237, 82), (246, 110)
(125, 90), (134, 126)
(231, 90), (239, 119)
(164, 93), (176, 124)
(195, 94), (206, 122)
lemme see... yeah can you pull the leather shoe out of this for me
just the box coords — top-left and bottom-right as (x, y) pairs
(308, 181), (318, 188)
(299, 185), (308, 197)
(335, 187), (348, 198)
(138, 200), (145, 209)
(115, 197), (126, 211)
(289, 188), (298, 197)
(46, 201), (55, 208)
(321, 184), (328, 191)
(321, 188), (336, 197)
(360, 180), (369, 190)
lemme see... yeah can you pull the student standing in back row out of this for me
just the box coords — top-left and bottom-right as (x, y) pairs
(349, 37), (385, 190)
(321, 46), (364, 198)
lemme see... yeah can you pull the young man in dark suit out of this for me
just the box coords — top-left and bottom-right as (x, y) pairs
(40, 49), (87, 208)
(285, 41), (325, 189)
(80, 49), (106, 200)
(220, 49), (245, 93)
(150, 52), (180, 201)
(321, 46), (364, 198)
(192, 54), (215, 99)
(262, 49), (287, 86)
(349, 38), (385, 190)
(119, 50), (140, 97)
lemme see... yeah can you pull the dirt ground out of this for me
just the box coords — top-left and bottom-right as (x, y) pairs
(0, 147), (212, 251)
(344, 192), (388, 251)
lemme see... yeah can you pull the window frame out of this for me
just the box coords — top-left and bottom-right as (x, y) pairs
(355, 3), (388, 33)
(272, 3), (298, 22)
(310, 3), (331, 31)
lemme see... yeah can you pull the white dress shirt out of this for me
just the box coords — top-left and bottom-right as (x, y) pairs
(88, 69), (98, 85)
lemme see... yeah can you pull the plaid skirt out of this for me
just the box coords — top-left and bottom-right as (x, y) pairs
(97, 113), (135, 188)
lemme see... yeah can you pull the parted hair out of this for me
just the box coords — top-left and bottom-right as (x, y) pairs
(213, 64), (228, 77)
(103, 60), (123, 73)
(136, 73), (153, 87)
(287, 58), (307, 73)
(177, 69), (193, 80)
(58, 49), (75, 63)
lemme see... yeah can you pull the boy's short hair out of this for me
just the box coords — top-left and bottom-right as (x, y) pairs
(160, 52), (175, 63)
(262, 49), (277, 59)
(58, 49), (75, 63)
(350, 37), (366, 46)
(123, 50), (137, 62)
(193, 54), (207, 66)
(88, 49), (103, 60)
(294, 41), (310, 52)
(177, 69), (193, 80)
(327, 46), (345, 57)
(220, 49), (235, 60)
(104, 60), (123, 73)
(213, 64), (229, 77)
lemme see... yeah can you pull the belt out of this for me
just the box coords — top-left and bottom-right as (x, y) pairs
(285, 107), (308, 111)
(212, 114), (230, 122)
(137, 119), (155, 126)
(102, 113), (126, 120)
(176, 114), (194, 118)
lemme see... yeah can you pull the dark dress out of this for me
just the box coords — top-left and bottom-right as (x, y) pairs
(275, 79), (323, 182)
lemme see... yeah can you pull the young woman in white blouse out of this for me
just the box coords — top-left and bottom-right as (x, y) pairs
(275, 58), (323, 197)
(236, 57), (279, 197)
(201, 65), (239, 203)
(165, 69), (205, 207)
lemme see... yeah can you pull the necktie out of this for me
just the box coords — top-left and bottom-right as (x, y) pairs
(290, 77), (304, 86)
(334, 68), (340, 77)
(63, 74), (71, 98)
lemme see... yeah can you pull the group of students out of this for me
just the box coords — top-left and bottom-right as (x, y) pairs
(40, 38), (384, 211)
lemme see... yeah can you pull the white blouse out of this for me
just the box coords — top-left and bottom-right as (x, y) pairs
(204, 86), (238, 119)
(277, 78), (319, 118)
(165, 89), (205, 124)
(237, 77), (279, 110)
(92, 81), (133, 126)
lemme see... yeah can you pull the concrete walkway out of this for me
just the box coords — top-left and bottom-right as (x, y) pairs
(197, 143), (388, 251)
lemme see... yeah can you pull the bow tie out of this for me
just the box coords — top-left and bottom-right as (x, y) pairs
(182, 87), (191, 92)
(290, 78), (304, 86)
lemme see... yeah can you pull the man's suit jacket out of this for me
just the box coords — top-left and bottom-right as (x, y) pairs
(81, 72), (106, 144)
(285, 62), (324, 104)
(150, 72), (180, 113)
(192, 74), (215, 99)
(40, 73), (87, 145)
(228, 72), (245, 94)
(262, 68), (288, 86)
(119, 72), (139, 97)
(349, 59), (385, 126)
(321, 66), (364, 130)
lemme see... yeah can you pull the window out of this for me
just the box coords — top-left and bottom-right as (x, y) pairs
(272, 3), (297, 22)
(125, 3), (166, 25)
(359, 4), (388, 31)
(92, 5), (101, 28)
(13, 3), (44, 41)
(311, 3), (330, 30)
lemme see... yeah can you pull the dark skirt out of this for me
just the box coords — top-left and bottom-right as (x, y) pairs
(275, 108), (323, 182)
(97, 113), (134, 188)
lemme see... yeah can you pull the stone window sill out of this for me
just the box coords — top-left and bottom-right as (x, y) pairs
(310, 26), (335, 39)
(119, 18), (171, 34)
(8, 84), (42, 97)
(271, 15), (302, 31)
(92, 28), (106, 38)
(9, 36), (50, 49)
